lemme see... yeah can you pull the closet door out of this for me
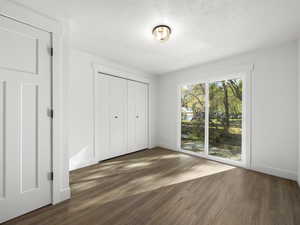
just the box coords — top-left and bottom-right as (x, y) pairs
(128, 81), (148, 152)
(95, 75), (127, 160)
(108, 76), (128, 158)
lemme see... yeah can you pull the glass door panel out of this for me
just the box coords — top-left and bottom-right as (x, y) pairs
(208, 79), (243, 161)
(181, 83), (206, 152)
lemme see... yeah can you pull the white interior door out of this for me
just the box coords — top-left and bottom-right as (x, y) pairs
(108, 76), (128, 158)
(0, 16), (52, 223)
(128, 81), (148, 152)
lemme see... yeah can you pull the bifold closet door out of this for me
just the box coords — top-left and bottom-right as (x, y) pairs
(109, 77), (128, 157)
(95, 75), (127, 160)
(128, 81), (148, 153)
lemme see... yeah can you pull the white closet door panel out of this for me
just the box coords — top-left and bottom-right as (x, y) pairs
(95, 75), (110, 160)
(127, 81), (136, 153)
(135, 82), (148, 150)
(109, 77), (127, 157)
(127, 81), (148, 152)
(20, 84), (39, 192)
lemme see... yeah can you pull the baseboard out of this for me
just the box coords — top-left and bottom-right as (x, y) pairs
(70, 148), (158, 171)
(59, 187), (71, 202)
(148, 144), (158, 149)
(157, 144), (179, 152)
(69, 160), (98, 171)
(251, 164), (297, 181)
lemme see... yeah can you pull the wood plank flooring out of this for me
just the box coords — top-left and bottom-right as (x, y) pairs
(4, 148), (300, 225)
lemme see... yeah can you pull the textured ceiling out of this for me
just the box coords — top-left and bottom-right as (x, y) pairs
(8, 0), (300, 75)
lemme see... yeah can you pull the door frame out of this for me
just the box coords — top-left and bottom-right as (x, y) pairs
(0, 2), (67, 205)
(177, 66), (253, 169)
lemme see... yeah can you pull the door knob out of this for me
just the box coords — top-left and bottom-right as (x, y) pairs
(114, 116), (118, 119)
(136, 115), (139, 118)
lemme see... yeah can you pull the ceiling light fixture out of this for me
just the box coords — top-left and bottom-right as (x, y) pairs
(152, 25), (171, 42)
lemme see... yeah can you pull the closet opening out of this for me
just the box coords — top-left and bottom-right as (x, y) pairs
(94, 72), (149, 162)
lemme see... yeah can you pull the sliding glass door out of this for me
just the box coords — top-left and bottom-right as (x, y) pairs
(181, 77), (244, 164)
(208, 79), (243, 161)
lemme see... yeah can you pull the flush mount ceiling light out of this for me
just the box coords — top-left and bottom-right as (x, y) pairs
(152, 25), (171, 42)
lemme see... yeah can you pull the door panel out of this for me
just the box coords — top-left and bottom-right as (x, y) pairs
(135, 83), (148, 150)
(181, 83), (206, 152)
(0, 28), (38, 74)
(127, 81), (148, 152)
(208, 79), (243, 161)
(109, 77), (127, 157)
(0, 16), (52, 223)
(20, 84), (39, 192)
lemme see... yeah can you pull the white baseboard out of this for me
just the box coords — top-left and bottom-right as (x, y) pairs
(69, 160), (98, 171)
(148, 143), (158, 149)
(251, 164), (297, 181)
(157, 144), (179, 151)
(59, 187), (71, 202)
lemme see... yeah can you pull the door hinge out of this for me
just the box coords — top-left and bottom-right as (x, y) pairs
(49, 172), (54, 181)
(47, 108), (54, 119)
(50, 47), (53, 57)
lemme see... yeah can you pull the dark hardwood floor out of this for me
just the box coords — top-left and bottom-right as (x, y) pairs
(4, 148), (300, 225)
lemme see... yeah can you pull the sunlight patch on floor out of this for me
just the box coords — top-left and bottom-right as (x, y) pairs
(70, 152), (236, 214)
(125, 162), (152, 168)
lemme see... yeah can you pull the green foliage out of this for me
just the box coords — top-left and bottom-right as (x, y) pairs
(182, 83), (205, 120)
(181, 79), (243, 160)
(209, 80), (242, 117)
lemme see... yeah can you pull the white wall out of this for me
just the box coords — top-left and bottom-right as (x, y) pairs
(68, 48), (158, 171)
(157, 41), (299, 180)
